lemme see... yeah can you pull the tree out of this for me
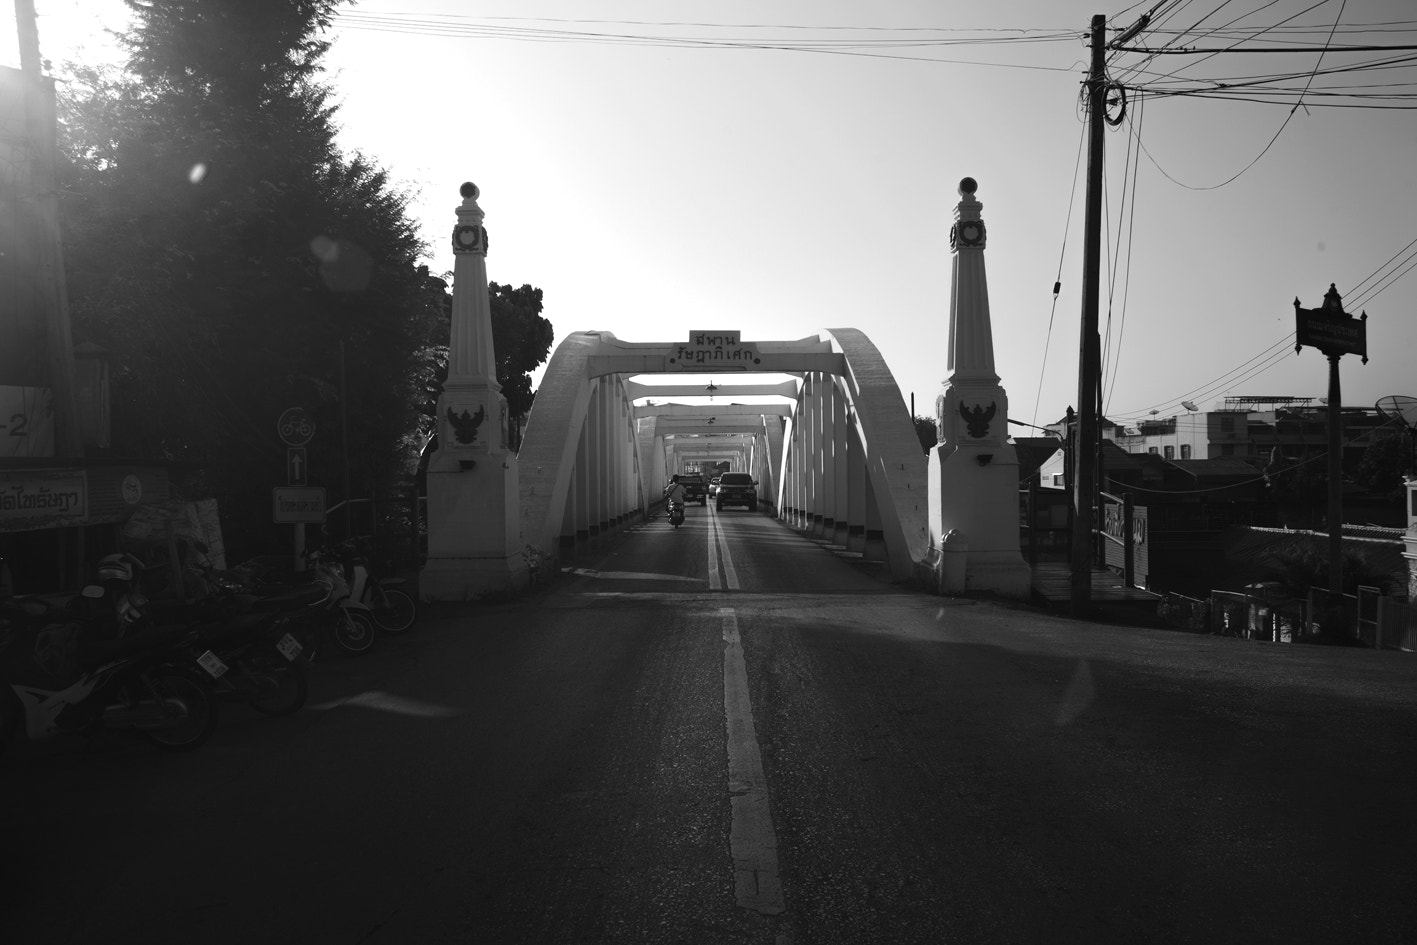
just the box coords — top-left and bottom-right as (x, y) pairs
(55, 1), (446, 557)
(913, 415), (938, 454)
(1356, 428), (1413, 500)
(416, 280), (554, 449)
(1262, 453), (1327, 529)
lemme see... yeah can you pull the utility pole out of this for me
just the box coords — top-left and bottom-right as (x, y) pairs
(1070, 14), (1107, 616)
(13, 0), (85, 457)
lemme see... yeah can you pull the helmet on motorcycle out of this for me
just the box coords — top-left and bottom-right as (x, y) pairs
(96, 552), (142, 583)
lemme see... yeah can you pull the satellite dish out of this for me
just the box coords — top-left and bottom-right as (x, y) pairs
(1149, 409), (1159, 416)
(1377, 395), (1417, 430)
(1181, 401), (1198, 411)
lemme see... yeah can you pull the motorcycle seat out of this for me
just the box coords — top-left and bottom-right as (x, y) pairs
(248, 585), (326, 611)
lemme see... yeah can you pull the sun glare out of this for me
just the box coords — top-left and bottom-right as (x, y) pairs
(2, 0), (130, 71)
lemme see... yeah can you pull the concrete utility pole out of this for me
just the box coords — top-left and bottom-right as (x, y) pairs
(12, 0), (85, 456)
(1070, 15), (1107, 616)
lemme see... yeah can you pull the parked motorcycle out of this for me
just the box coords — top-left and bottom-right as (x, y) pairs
(331, 540), (416, 633)
(0, 579), (218, 753)
(229, 549), (378, 658)
(153, 591), (310, 717)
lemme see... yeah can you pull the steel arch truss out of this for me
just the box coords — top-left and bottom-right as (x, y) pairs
(517, 329), (928, 578)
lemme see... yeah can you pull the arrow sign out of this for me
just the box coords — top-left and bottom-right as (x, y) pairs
(287, 447), (308, 485)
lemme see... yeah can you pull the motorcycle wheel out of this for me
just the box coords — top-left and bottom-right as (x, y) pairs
(333, 610), (376, 655)
(368, 587), (416, 633)
(244, 651), (308, 717)
(141, 668), (219, 752)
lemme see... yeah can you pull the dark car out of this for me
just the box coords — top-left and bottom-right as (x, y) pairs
(679, 475), (708, 505)
(714, 472), (757, 511)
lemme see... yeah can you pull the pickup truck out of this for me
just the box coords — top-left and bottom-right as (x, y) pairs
(678, 475), (708, 505)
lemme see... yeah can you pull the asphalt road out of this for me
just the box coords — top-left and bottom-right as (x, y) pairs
(3, 503), (1416, 944)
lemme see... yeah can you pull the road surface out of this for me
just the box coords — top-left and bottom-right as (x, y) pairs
(4, 503), (1416, 943)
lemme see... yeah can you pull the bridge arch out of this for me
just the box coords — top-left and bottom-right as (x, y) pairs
(517, 329), (928, 580)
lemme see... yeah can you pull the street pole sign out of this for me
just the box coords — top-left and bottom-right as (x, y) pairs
(1293, 283), (1368, 613)
(277, 407), (315, 446)
(287, 447), (308, 485)
(272, 486), (326, 524)
(1295, 284), (1367, 362)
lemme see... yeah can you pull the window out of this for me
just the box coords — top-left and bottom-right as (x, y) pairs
(1147, 447), (1159, 454)
(1164, 445), (1175, 460)
(1220, 416), (1235, 433)
(1180, 444), (1192, 459)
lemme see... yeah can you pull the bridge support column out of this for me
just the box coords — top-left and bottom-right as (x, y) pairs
(586, 381), (603, 544)
(810, 373), (827, 537)
(846, 422), (867, 553)
(831, 385), (850, 547)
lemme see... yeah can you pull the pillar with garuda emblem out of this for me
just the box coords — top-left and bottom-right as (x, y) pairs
(421, 182), (528, 599)
(927, 177), (1030, 598)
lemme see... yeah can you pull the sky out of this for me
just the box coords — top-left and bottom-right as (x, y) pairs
(8, 0), (1417, 431)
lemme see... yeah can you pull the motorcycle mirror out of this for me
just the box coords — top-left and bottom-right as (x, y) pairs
(81, 584), (107, 599)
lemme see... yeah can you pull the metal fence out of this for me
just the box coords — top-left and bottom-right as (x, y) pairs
(1157, 584), (1415, 651)
(1376, 597), (1417, 651)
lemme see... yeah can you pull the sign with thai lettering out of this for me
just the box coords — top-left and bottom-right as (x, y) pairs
(669, 331), (761, 371)
(0, 386), (56, 458)
(1294, 290), (1368, 362)
(0, 469), (87, 530)
(272, 486), (326, 524)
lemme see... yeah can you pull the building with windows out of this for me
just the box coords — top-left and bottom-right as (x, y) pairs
(1109, 397), (1395, 473)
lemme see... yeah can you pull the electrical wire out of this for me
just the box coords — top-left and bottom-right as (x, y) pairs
(1031, 115), (1089, 427)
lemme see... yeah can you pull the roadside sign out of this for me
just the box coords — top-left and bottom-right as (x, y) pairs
(287, 447), (308, 485)
(272, 486), (326, 524)
(277, 407), (315, 446)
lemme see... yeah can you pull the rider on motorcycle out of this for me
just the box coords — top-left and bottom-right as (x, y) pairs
(664, 475), (686, 506)
(664, 475), (687, 524)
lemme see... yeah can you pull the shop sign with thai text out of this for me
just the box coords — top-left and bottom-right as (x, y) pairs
(0, 469), (88, 530)
(669, 331), (761, 371)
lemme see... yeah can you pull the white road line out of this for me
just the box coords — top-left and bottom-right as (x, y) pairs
(707, 508), (722, 590)
(720, 607), (785, 915)
(707, 506), (741, 591)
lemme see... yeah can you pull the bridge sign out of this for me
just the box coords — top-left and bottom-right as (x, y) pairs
(668, 330), (762, 371)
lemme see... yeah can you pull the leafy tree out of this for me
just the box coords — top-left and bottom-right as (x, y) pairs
(54, 0), (446, 557)
(489, 283), (554, 421)
(1262, 453), (1327, 529)
(1356, 428), (1413, 499)
(418, 280), (554, 449)
(913, 415), (938, 453)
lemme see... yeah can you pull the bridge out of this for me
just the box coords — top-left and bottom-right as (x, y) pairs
(516, 329), (929, 582)
(420, 178), (1030, 601)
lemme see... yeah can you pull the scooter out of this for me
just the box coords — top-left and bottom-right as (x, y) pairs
(227, 549), (378, 658)
(667, 499), (685, 528)
(331, 540), (416, 633)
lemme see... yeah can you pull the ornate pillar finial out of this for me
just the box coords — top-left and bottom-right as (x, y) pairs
(452, 182), (488, 256)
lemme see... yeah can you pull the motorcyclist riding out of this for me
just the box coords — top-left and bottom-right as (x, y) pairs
(664, 475), (686, 527)
(664, 475), (686, 505)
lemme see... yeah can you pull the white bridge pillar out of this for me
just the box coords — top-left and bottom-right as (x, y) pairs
(421, 182), (529, 599)
(927, 177), (1030, 598)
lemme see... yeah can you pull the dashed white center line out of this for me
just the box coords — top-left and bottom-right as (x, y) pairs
(720, 606), (785, 915)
